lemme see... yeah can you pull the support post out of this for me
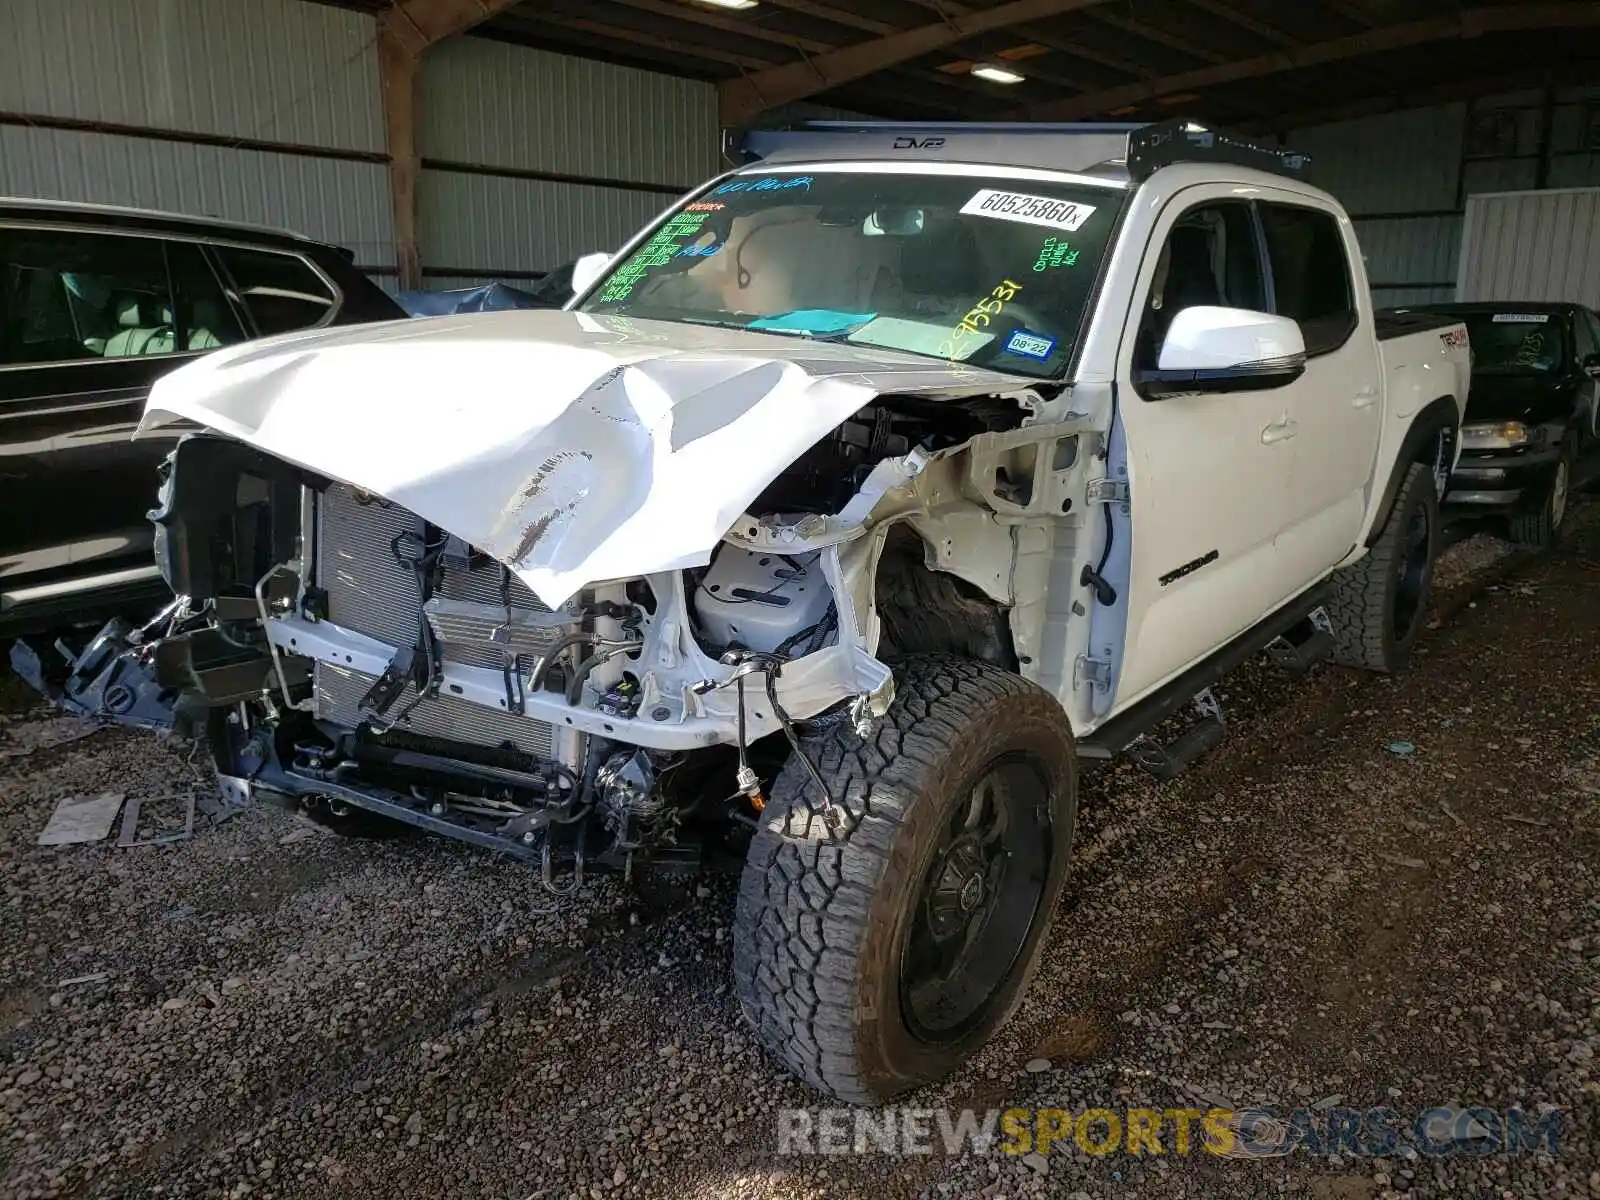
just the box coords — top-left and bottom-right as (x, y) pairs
(375, 0), (526, 291)
(379, 26), (423, 291)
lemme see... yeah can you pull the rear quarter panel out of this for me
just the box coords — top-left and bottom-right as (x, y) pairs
(1353, 321), (1470, 548)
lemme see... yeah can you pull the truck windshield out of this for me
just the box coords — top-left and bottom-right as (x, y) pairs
(577, 168), (1123, 379)
(1463, 312), (1566, 375)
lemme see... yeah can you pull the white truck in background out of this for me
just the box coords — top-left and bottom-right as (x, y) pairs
(28, 120), (1471, 1104)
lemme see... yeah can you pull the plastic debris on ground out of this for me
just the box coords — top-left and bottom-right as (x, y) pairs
(37, 792), (125, 846)
(116, 793), (197, 848)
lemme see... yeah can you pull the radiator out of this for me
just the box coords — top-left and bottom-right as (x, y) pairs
(312, 484), (566, 758)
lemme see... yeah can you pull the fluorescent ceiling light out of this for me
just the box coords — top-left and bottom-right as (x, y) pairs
(971, 64), (1025, 85)
(694, 0), (758, 9)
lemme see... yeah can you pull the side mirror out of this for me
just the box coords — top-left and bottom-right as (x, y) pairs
(1582, 351), (1600, 376)
(569, 252), (613, 299)
(1140, 306), (1307, 399)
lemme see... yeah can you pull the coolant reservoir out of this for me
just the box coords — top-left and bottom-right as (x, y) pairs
(693, 546), (834, 654)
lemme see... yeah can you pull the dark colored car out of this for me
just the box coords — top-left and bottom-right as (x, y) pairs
(0, 199), (404, 634)
(1389, 301), (1600, 546)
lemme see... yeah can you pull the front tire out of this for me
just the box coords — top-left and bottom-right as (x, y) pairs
(1508, 439), (1574, 548)
(733, 655), (1077, 1103)
(1328, 462), (1438, 673)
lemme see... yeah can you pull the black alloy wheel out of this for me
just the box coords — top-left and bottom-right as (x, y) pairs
(900, 756), (1054, 1044)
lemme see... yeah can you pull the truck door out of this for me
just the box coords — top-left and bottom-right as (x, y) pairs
(1255, 198), (1382, 579)
(1111, 193), (1298, 708)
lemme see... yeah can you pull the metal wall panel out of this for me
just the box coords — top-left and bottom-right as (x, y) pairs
(1288, 105), (1464, 215)
(1458, 188), (1600, 307)
(417, 169), (674, 276)
(1548, 155), (1600, 189)
(1375, 287), (1455, 309)
(1288, 92), (1600, 307)
(0, 124), (395, 270)
(0, 0), (383, 152)
(1351, 215), (1463, 290)
(1461, 157), (1539, 197)
(419, 37), (718, 186)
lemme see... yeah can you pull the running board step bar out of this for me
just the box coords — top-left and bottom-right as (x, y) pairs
(1124, 688), (1225, 781)
(1264, 606), (1335, 673)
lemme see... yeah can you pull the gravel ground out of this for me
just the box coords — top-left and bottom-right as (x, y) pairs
(2, 507), (1597, 1200)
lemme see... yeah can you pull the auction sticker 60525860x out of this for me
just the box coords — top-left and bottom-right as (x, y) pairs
(960, 189), (1098, 233)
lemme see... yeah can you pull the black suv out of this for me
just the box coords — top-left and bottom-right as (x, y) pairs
(1389, 301), (1600, 547)
(0, 199), (404, 633)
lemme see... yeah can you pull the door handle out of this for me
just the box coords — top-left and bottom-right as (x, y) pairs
(1261, 418), (1299, 444)
(1353, 386), (1379, 409)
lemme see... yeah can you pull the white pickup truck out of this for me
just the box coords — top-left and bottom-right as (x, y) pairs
(50, 121), (1470, 1104)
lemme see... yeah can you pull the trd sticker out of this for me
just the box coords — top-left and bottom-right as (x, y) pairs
(961, 189), (1097, 232)
(1492, 313), (1549, 323)
(1004, 329), (1056, 360)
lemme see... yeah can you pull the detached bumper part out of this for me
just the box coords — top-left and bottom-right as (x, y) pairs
(10, 620), (183, 732)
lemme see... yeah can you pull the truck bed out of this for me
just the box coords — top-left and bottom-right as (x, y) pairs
(1374, 308), (1464, 341)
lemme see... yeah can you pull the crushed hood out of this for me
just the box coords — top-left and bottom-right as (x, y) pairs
(140, 309), (1034, 608)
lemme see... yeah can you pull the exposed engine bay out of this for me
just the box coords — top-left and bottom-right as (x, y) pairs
(19, 313), (1102, 892)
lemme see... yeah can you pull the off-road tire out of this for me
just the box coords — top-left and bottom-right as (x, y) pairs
(1328, 462), (1438, 673)
(732, 654), (1077, 1104)
(1507, 438), (1574, 548)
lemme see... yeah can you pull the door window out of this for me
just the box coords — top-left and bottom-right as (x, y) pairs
(0, 227), (245, 365)
(212, 246), (337, 336)
(1259, 203), (1357, 357)
(1134, 201), (1267, 371)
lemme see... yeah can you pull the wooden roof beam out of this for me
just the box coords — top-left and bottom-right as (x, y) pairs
(1179, 0), (1297, 48)
(1025, 3), (1600, 121)
(380, 0), (526, 58)
(604, 0), (834, 53)
(719, 0), (1117, 124)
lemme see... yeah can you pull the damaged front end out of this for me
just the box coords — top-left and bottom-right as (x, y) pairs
(24, 314), (1100, 888)
(105, 430), (905, 889)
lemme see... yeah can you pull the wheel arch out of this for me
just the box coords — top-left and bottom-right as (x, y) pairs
(1365, 396), (1460, 548)
(871, 523), (1020, 673)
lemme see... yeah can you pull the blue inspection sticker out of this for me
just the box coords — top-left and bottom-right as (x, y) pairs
(1004, 329), (1056, 360)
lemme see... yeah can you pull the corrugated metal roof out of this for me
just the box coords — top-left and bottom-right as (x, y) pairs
(0, 124), (394, 268)
(418, 38), (719, 186)
(1458, 188), (1600, 307)
(1, 0), (383, 153)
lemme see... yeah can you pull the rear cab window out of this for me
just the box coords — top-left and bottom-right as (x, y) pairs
(1258, 202), (1357, 356)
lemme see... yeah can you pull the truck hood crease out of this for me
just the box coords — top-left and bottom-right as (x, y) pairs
(138, 310), (1030, 608)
